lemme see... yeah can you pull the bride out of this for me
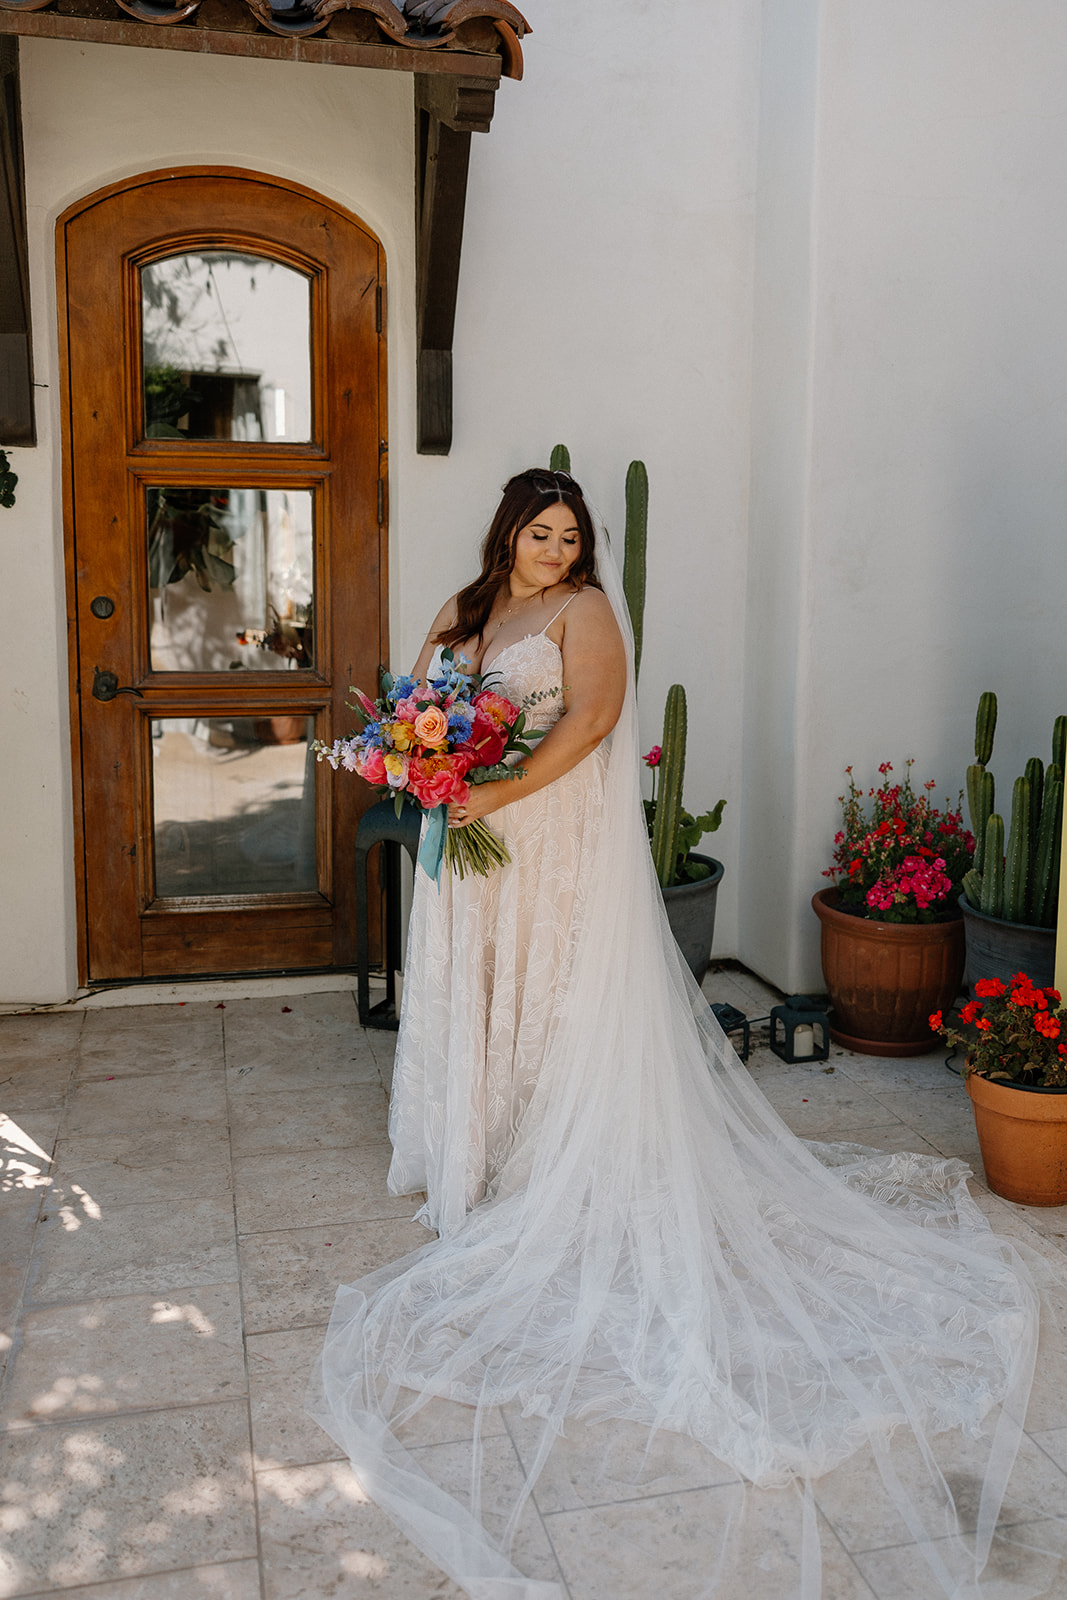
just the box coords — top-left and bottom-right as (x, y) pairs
(310, 468), (1043, 1600)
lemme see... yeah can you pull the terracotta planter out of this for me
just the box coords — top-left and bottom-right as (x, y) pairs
(812, 887), (965, 1057)
(966, 1071), (1067, 1206)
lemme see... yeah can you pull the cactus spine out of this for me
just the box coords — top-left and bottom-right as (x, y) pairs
(549, 443), (571, 472)
(651, 684), (686, 888)
(623, 460), (648, 682)
(1004, 776), (1031, 923)
(980, 815), (1004, 917)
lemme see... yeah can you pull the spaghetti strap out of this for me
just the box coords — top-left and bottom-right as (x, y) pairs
(539, 592), (577, 634)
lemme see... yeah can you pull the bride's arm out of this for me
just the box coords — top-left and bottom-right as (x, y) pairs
(451, 588), (625, 826)
(409, 597), (459, 684)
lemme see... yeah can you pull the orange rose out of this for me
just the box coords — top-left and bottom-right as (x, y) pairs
(413, 706), (449, 747)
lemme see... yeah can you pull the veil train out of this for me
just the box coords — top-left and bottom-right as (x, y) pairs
(308, 519), (1051, 1600)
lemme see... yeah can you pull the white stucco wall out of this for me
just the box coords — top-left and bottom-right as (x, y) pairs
(3, 3), (760, 1001)
(9, 1), (1065, 1005)
(744, 0), (1067, 990)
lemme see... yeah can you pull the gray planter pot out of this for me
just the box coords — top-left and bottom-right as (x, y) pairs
(662, 854), (724, 985)
(958, 893), (1057, 998)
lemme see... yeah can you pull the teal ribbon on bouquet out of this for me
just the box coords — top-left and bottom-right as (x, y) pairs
(418, 803), (447, 885)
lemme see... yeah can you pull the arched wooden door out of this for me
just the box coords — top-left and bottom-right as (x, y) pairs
(59, 170), (386, 982)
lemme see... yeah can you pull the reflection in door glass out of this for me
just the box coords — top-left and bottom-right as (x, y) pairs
(148, 487), (313, 672)
(141, 252), (311, 441)
(152, 716), (317, 898)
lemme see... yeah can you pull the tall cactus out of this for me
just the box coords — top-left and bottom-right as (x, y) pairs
(623, 460), (648, 681)
(1054, 715), (1067, 775)
(975, 691), (997, 765)
(1004, 775), (1031, 923)
(1033, 777), (1064, 928)
(549, 443), (571, 473)
(970, 768), (994, 877)
(980, 814), (1005, 917)
(967, 691), (997, 874)
(651, 684), (686, 888)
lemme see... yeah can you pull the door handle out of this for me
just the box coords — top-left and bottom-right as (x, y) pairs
(91, 668), (144, 703)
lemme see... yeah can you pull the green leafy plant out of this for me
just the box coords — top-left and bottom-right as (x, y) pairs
(962, 692), (1064, 927)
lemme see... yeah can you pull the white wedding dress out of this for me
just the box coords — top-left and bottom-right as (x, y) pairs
(309, 533), (1046, 1600)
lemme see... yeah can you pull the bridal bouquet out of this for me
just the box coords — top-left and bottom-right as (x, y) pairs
(315, 649), (549, 880)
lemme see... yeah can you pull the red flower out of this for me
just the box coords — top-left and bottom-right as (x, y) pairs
(959, 1000), (983, 1025)
(974, 978), (1006, 999)
(974, 1016), (992, 1031)
(1035, 1013), (1061, 1040)
(644, 745), (662, 768)
(928, 1011), (943, 1032)
(1045, 988), (1063, 1004)
(460, 710), (506, 768)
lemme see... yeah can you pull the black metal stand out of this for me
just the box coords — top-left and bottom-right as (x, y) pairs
(354, 798), (422, 1029)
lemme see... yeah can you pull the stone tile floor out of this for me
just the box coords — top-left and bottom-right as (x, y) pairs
(2, 966), (1067, 1600)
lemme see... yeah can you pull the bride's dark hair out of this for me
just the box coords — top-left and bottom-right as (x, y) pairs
(435, 468), (601, 652)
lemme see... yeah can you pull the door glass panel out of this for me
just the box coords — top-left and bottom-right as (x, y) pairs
(148, 486), (314, 672)
(141, 252), (311, 441)
(151, 715), (317, 898)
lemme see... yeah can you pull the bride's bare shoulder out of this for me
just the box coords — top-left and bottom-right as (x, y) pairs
(428, 594), (460, 638)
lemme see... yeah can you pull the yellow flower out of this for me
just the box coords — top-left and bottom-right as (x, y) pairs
(383, 752), (406, 777)
(390, 721), (415, 751)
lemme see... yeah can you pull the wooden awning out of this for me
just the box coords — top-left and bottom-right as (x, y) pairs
(0, 0), (530, 451)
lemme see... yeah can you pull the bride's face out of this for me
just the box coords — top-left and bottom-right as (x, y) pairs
(511, 501), (582, 591)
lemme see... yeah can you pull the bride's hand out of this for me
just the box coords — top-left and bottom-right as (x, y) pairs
(448, 782), (507, 828)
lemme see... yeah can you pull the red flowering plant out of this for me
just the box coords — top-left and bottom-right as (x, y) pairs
(929, 974), (1067, 1087)
(825, 761), (974, 924)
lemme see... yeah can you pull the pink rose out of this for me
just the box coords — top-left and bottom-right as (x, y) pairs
(413, 706), (449, 746)
(393, 697), (419, 723)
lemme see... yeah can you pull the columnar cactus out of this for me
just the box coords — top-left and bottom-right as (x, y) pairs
(651, 684), (687, 888)
(967, 691), (997, 873)
(980, 815), (1005, 917)
(1004, 776), (1031, 924)
(623, 460), (648, 682)
(549, 443), (571, 473)
(963, 692), (1065, 926)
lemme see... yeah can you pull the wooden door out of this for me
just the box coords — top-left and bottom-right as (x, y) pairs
(59, 170), (386, 982)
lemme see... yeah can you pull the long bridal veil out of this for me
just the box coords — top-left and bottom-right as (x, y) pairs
(308, 520), (1050, 1600)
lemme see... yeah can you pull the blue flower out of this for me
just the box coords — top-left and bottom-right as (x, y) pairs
(391, 674), (418, 702)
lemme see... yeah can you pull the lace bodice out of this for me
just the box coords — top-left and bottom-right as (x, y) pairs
(430, 634), (566, 734)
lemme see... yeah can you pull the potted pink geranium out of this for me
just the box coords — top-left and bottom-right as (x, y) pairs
(812, 762), (975, 1056)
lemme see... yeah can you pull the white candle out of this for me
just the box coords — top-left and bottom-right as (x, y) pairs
(793, 1023), (814, 1058)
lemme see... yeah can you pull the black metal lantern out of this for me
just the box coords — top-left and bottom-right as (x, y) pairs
(768, 995), (831, 1064)
(710, 1002), (751, 1062)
